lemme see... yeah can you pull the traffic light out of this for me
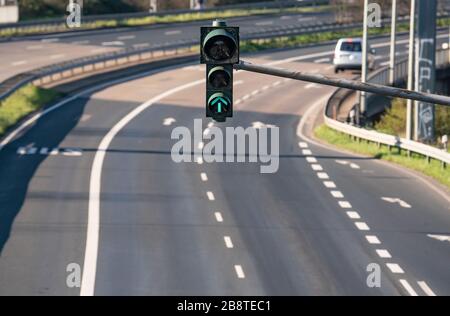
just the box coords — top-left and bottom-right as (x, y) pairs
(201, 20), (239, 122)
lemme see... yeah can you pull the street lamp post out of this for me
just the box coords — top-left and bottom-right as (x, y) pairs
(406, 0), (416, 140)
(389, 0), (397, 86)
(360, 0), (370, 117)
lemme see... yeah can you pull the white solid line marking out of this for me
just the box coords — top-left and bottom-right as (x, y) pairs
(224, 236), (234, 248)
(306, 157), (317, 163)
(272, 81), (281, 87)
(346, 211), (361, 219)
(72, 40), (90, 45)
(399, 279), (418, 296)
(27, 45), (43, 50)
(350, 163), (360, 169)
(197, 157), (204, 164)
(41, 38), (59, 43)
(256, 21), (273, 26)
(338, 201), (352, 208)
(427, 234), (450, 242)
(382, 197), (412, 209)
(323, 181), (336, 188)
(314, 57), (331, 63)
(299, 142), (308, 148)
(233, 80), (244, 86)
(262, 85), (270, 90)
(386, 263), (404, 274)
(242, 94), (250, 101)
(305, 83), (320, 89)
(311, 164), (323, 171)
(417, 281), (436, 296)
(317, 172), (329, 180)
(117, 35), (136, 40)
(251, 90), (259, 96)
(50, 54), (65, 59)
(366, 235), (381, 244)
(302, 149), (312, 156)
(215, 212), (223, 222)
(207, 191), (215, 201)
(355, 222), (370, 231)
(376, 249), (392, 258)
(331, 190), (344, 198)
(200, 173), (208, 181)
(11, 60), (27, 66)
(165, 30), (181, 35)
(133, 43), (150, 48)
(234, 265), (245, 278)
(81, 78), (205, 296)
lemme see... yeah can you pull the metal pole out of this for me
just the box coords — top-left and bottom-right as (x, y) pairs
(389, 0), (397, 85)
(406, 0), (416, 140)
(233, 61), (450, 106)
(360, 0), (369, 116)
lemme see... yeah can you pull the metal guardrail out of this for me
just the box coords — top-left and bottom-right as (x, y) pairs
(0, 17), (385, 101)
(324, 48), (450, 167)
(0, 0), (328, 31)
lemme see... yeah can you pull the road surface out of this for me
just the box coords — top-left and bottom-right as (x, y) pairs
(0, 43), (449, 295)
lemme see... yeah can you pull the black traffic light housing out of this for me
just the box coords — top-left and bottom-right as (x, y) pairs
(201, 20), (239, 122)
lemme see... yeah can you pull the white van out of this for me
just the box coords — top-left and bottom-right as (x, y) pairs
(333, 38), (376, 73)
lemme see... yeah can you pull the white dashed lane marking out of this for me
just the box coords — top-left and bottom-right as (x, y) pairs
(417, 281), (437, 296)
(386, 263), (404, 274)
(323, 181), (336, 188)
(317, 172), (329, 179)
(306, 157), (317, 163)
(224, 236), (234, 249)
(330, 190), (344, 198)
(17, 147), (82, 157)
(400, 279), (419, 296)
(214, 212), (223, 223)
(311, 164), (323, 171)
(302, 149), (312, 155)
(346, 211), (361, 219)
(299, 142), (308, 148)
(376, 249), (392, 258)
(366, 235), (381, 244)
(338, 201), (352, 208)
(200, 173), (208, 182)
(234, 265), (246, 279)
(206, 191), (215, 201)
(354, 222), (370, 231)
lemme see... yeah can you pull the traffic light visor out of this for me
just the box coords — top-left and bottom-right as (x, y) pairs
(208, 66), (231, 89)
(203, 29), (237, 62)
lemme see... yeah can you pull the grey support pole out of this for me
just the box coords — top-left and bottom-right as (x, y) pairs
(360, 0), (370, 116)
(233, 61), (450, 107)
(406, 0), (416, 140)
(389, 0), (397, 85)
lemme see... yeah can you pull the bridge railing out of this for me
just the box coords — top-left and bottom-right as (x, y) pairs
(324, 47), (450, 167)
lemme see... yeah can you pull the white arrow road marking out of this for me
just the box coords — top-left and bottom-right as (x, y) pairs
(427, 234), (450, 243)
(163, 117), (176, 126)
(382, 197), (412, 209)
(251, 121), (276, 129)
(335, 159), (360, 169)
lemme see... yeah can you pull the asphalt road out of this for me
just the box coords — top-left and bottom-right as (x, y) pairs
(0, 42), (449, 295)
(0, 10), (332, 83)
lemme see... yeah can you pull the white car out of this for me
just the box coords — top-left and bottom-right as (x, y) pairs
(333, 38), (376, 73)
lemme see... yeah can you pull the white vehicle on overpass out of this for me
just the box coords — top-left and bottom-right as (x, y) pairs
(333, 38), (376, 73)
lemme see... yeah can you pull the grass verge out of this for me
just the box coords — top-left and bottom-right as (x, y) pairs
(314, 124), (450, 189)
(0, 6), (330, 38)
(0, 85), (62, 136)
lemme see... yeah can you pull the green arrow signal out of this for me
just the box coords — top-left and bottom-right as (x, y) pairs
(211, 97), (229, 106)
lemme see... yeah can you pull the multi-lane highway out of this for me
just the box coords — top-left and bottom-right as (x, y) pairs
(0, 10), (332, 82)
(0, 27), (449, 295)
